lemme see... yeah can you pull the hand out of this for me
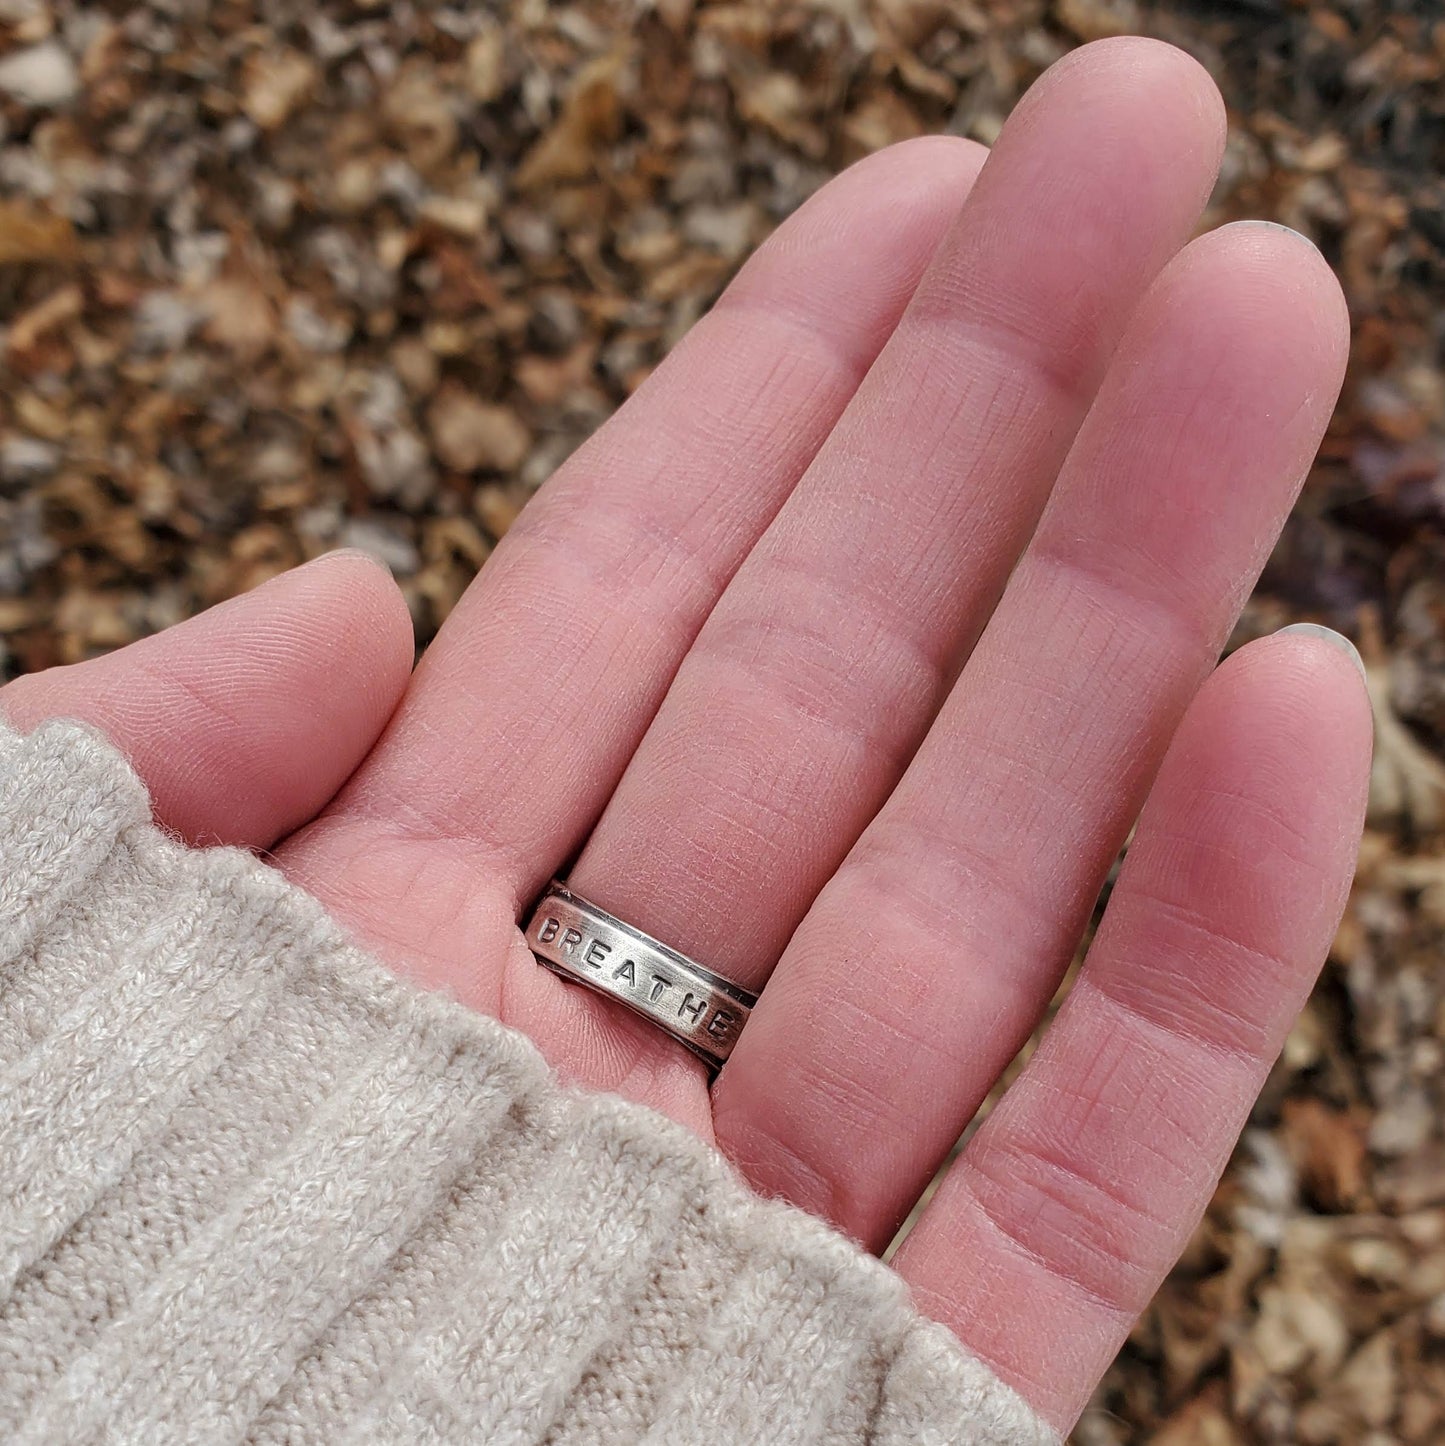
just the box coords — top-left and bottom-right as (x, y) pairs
(2, 38), (1371, 1436)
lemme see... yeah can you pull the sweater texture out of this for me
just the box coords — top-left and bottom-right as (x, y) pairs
(0, 715), (1055, 1445)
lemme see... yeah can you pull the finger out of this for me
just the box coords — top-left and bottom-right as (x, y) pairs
(0, 553), (413, 848)
(567, 38), (1225, 990)
(290, 138), (987, 899)
(890, 630), (1372, 1432)
(715, 223), (1351, 1241)
(275, 140), (988, 1061)
(550, 38), (1223, 1016)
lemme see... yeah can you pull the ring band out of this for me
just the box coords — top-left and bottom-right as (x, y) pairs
(523, 881), (757, 1070)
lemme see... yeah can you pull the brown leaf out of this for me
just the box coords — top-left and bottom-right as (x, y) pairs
(383, 61), (458, 173)
(199, 277), (277, 359)
(516, 50), (629, 190)
(426, 385), (530, 474)
(1056, 0), (1141, 42)
(0, 199), (78, 265)
(7, 283), (83, 358)
(240, 49), (317, 130)
(1282, 1098), (1369, 1211)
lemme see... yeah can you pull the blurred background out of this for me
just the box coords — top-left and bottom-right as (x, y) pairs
(0, 2), (1442, 1440)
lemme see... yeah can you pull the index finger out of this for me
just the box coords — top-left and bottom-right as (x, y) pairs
(275, 139), (986, 998)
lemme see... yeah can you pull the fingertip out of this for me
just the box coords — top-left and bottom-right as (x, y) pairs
(1073, 35), (1225, 125)
(1126, 218), (1351, 461)
(721, 128), (991, 376)
(1207, 219), (1352, 357)
(760, 132), (987, 263)
(850, 133), (990, 189)
(1230, 623), (1372, 720)
(0, 554), (417, 849)
(1028, 35), (1226, 167)
(286, 548), (417, 693)
(316, 544), (394, 570)
(1198, 625), (1375, 835)
(1267, 623), (1375, 777)
(1273, 621), (1367, 681)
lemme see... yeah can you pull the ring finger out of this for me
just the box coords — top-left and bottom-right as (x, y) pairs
(715, 221), (1352, 1247)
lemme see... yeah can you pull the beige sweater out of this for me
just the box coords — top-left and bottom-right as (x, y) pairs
(0, 716), (1054, 1445)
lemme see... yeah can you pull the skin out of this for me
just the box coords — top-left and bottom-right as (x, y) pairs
(1, 39), (1372, 1436)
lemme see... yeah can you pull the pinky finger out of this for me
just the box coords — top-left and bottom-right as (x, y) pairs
(890, 626), (1373, 1433)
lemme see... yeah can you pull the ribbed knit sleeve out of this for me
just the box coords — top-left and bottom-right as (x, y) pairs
(0, 716), (1055, 1446)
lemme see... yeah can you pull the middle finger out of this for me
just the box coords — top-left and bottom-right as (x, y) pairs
(538, 41), (1225, 1056)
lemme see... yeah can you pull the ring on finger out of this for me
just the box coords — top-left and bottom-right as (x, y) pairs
(523, 881), (758, 1072)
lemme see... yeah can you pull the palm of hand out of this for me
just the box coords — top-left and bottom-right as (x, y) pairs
(2, 39), (1372, 1437)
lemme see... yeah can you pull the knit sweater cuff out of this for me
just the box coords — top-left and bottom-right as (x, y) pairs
(0, 717), (1055, 1445)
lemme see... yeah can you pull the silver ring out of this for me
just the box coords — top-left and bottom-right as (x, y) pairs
(523, 881), (757, 1070)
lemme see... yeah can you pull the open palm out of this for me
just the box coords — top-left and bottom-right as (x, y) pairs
(2, 40), (1372, 1437)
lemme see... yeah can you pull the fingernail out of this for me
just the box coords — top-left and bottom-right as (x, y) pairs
(311, 547), (395, 577)
(1276, 622), (1366, 679)
(1231, 218), (1319, 251)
